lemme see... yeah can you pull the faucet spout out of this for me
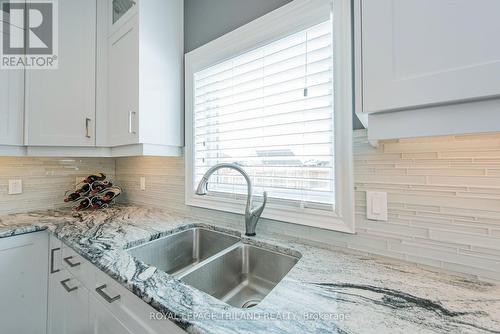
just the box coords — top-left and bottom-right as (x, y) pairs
(195, 163), (267, 237)
(195, 176), (209, 195)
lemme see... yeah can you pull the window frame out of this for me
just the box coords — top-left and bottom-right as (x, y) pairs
(185, 0), (355, 233)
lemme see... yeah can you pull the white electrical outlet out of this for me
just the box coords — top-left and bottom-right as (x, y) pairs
(366, 191), (388, 221)
(8, 179), (23, 195)
(140, 177), (146, 191)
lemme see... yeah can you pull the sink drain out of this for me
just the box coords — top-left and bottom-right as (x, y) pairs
(241, 299), (261, 308)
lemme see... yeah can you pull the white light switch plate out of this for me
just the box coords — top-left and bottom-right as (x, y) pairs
(366, 191), (388, 221)
(8, 179), (23, 195)
(140, 177), (146, 191)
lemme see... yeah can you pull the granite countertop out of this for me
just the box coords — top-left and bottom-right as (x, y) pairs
(1, 205), (499, 334)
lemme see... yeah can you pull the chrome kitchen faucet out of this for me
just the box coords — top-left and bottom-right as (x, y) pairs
(195, 163), (267, 236)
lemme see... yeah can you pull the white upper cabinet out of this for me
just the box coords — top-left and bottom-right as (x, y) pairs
(106, 0), (140, 147)
(109, 0), (139, 36)
(0, 66), (24, 146)
(0, 24), (24, 146)
(0, 0), (183, 156)
(25, 0), (96, 146)
(106, 0), (184, 153)
(108, 15), (139, 146)
(362, 0), (500, 113)
(360, 0), (500, 140)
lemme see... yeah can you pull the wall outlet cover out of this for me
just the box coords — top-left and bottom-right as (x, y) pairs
(8, 179), (23, 195)
(366, 191), (388, 221)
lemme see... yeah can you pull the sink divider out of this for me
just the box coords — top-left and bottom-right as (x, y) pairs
(174, 242), (243, 279)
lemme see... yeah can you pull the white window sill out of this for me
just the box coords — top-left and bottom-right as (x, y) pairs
(186, 193), (355, 234)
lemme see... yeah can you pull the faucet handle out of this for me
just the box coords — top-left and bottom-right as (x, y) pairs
(246, 191), (267, 237)
(251, 191), (267, 219)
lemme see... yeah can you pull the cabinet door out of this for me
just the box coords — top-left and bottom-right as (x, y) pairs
(108, 15), (139, 146)
(0, 232), (48, 334)
(25, 0), (96, 146)
(0, 24), (24, 146)
(89, 295), (134, 334)
(362, 0), (500, 113)
(93, 270), (186, 334)
(108, 0), (139, 36)
(47, 270), (90, 334)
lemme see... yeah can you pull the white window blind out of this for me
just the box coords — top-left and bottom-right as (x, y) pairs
(193, 20), (334, 209)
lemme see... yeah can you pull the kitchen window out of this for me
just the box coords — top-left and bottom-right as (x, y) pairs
(185, 0), (354, 233)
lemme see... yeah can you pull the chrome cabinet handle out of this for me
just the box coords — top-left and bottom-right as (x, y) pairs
(95, 284), (121, 303)
(50, 247), (61, 274)
(63, 256), (81, 267)
(128, 111), (136, 134)
(60, 279), (78, 293)
(85, 118), (91, 138)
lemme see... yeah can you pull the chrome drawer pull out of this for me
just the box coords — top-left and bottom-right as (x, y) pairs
(50, 247), (61, 274)
(95, 284), (121, 303)
(63, 256), (81, 267)
(60, 279), (78, 293)
(85, 117), (92, 138)
(128, 111), (136, 134)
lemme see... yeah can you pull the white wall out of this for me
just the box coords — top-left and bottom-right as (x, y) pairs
(0, 157), (115, 213)
(2, 132), (498, 280)
(184, 0), (292, 52)
(183, 0), (365, 130)
(116, 130), (500, 281)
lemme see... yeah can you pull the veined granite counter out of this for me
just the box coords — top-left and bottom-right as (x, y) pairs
(0, 205), (499, 334)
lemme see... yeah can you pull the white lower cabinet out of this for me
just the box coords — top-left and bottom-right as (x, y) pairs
(0, 231), (185, 333)
(89, 295), (134, 334)
(47, 234), (186, 334)
(92, 270), (186, 334)
(47, 235), (90, 334)
(47, 269), (90, 334)
(0, 232), (48, 334)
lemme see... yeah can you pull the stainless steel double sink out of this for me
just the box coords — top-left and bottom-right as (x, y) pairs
(127, 228), (299, 308)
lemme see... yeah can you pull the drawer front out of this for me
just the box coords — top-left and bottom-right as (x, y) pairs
(93, 270), (186, 334)
(61, 244), (95, 288)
